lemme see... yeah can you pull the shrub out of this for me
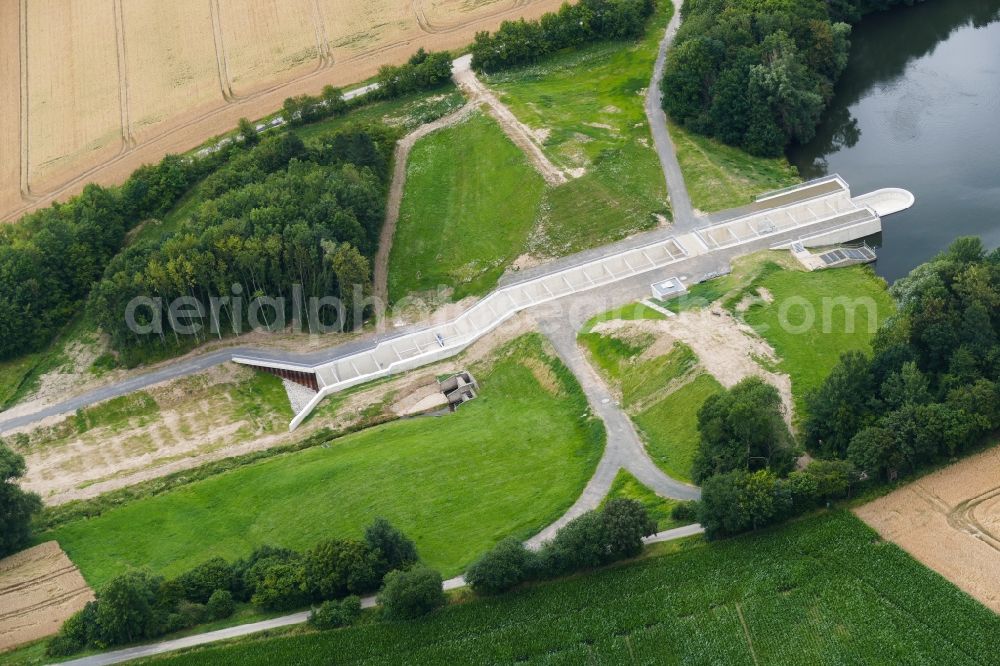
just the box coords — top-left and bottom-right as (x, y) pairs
(91, 570), (163, 647)
(206, 589), (236, 620)
(692, 377), (796, 484)
(45, 601), (96, 657)
(378, 565), (445, 621)
(303, 539), (380, 601)
(698, 470), (792, 539)
(670, 501), (699, 523)
(601, 498), (656, 560)
(0, 445), (42, 557)
(538, 512), (609, 577)
(249, 561), (309, 611)
(175, 557), (236, 603)
(309, 595), (362, 629)
(175, 600), (207, 628)
(235, 545), (300, 602)
(470, 0), (655, 72)
(364, 518), (418, 577)
(466, 537), (536, 595)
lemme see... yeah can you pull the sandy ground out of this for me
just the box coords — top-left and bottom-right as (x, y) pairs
(2, 0), (567, 223)
(16, 313), (536, 505)
(856, 445), (1000, 613)
(592, 308), (795, 424)
(0, 542), (94, 652)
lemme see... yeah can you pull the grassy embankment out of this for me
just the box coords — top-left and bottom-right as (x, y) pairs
(737, 261), (895, 418)
(387, 112), (545, 302)
(602, 469), (683, 531)
(142, 511), (1000, 665)
(485, 1), (673, 256)
(42, 335), (603, 587)
(669, 120), (801, 213)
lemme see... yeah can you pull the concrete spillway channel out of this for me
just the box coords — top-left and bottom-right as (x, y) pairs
(232, 175), (914, 430)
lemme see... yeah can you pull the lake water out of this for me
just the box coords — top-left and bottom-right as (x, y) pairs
(788, 0), (1000, 282)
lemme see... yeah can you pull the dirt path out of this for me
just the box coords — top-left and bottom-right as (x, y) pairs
(374, 54), (576, 304)
(373, 101), (478, 304)
(451, 54), (569, 186)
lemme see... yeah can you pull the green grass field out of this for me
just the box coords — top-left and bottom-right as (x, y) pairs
(634, 373), (723, 483)
(670, 121), (801, 213)
(146, 511), (1000, 665)
(602, 469), (681, 531)
(741, 265), (894, 418)
(486, 2), (672, 256)
(44, 335), (603, 587)
(388, 112), (545, 301)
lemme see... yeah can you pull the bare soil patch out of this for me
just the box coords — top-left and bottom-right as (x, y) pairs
(855, 444), (1000, 613)
(0, 542), (94, 652)
(452, 56), (571, 185)
(592, 309), (794, 424)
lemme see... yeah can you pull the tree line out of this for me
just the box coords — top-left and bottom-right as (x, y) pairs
(0, 155), (215, 361)
(693, 237), (998, 538)
(806, 238), (1000, 480)
(470, 0), (656, 72)
(281, 48), (453, 127)
(465, 498), (656, 594)
(661, 0), (924, 156)
(47, 519), (440, 656)
(88, 125), (395, 362)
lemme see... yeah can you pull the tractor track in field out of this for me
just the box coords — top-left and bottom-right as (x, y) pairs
(17, 0), (34, 200)
(112, 0), (136, 150)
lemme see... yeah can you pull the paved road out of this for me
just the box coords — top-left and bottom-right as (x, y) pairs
(525, 317), (700, 548)
(645, 0), (696, 229)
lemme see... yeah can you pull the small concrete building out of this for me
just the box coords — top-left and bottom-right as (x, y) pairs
(439, 371), (479, 410)
(650, 276), (687, 301)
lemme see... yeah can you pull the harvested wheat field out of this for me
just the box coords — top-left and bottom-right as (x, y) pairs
(23, 0), (124, 194)
(2, 0), (566, 223)
(855, 443), (1000, 613)
(0, 542), (94, 652)
(121, 0), (225, 141)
